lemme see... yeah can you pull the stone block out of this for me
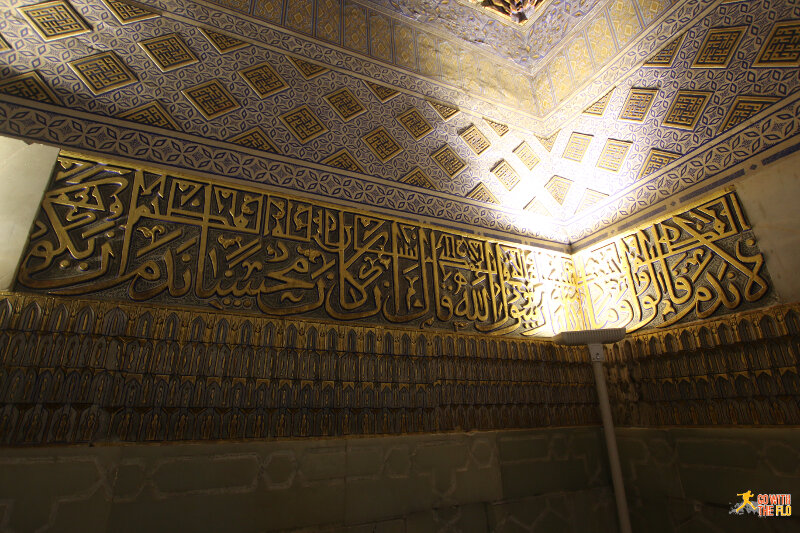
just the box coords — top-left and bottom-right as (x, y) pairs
(344, 476), (432, 525)
(152, 454), (259, 494)
(676, 439), (758, 469)
(299, 447), (346, 481)
(497, 434), (550, 463)
(500, 459), (594, 499)
(347, 446), (384, 478)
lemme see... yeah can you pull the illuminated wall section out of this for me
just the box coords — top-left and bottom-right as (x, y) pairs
(573, 191), (775, 332)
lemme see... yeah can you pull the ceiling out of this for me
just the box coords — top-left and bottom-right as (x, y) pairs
(0, 0), (798, 246)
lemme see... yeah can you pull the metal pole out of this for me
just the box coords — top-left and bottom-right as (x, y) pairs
(588, 343), (633, 533)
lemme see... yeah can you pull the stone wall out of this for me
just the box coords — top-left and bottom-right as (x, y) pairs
(618, 427), (800, 532)
(1, 426), (798, 532)
(0, 427), (616, 533)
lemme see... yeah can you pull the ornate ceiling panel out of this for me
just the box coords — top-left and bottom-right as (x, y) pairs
(0, 0), (798, 247)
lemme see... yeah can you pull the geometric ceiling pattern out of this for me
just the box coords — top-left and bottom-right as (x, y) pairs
(0, 0), (799, 247)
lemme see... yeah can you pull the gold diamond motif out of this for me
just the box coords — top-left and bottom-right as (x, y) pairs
(466, 183), (498, 204)
(117, 101), (179, 130)
(491, 160), (520, 190)
(362, 127), (403, 162)
(513, 141), (540, 171)
(584, 89), (614, 115)
(229, 127), (278, 152)
(287, 56), (328, 79)
(430, 145), (466, 177)
(692, 27), (745, 68)
(562, 132), (593, 162)
(324, 88), (366, 122)
(238, 62), (288, 98)
(364, 81), (398, 102)
(545, 176), (573, 205)
(597, 139), (632, 172)
(536, 130), (559, 152)
(575, 189), (608, 213)
(280, 105), (328, 143)
(200, 28), (248, 54)
(396, 108), (433, 140)
(400, 168), (436, 190)
(619, 88), (658, 122)
(663, 91), (711, 130)
(459, 124), (491, 155)
(719, 96), (779, 132)
(428, 100), (459, 121)
(324, 149), (364, 173)
(69, 51), (137, 94)
(644, 33), (684, 66)
(639, 149), (681, 178)
(20, 0), (91, 41)
(484, 118), (509, 137)
(138, 33), (198, 72)
(182, 80), (240, 119)
(102, 0), (158, 24)
(0, 72), (60, 104)
(754, 21), (800, 67)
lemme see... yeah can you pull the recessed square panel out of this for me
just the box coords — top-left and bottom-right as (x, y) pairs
(491, 160), (520, 190)
(692, 26), (745, 68)
(513, 141), (540, 170)
(287, 56), (329, 79)
(363, 127), (403, 162)
(280, 105), (328, 143)
(182, 80), (241, 119)
(238, 62), (288, 98)
(754, 21), (800, 67)
(575, 189), (608, 213)
(200, 28), (248, 54)
(639, 148), (681, 179)
(229, 127), (278, 152)
(484, 118), (508, 137)
(562, 132), (593, 162)
(20, 0), (91, 41)
(364, 80), (398, 102)
(396, 108), (433, 140)
(719, 95), (779, 132)
(536, 130), (559, 152)
(619, 88), (658, 122)
(138, 33), (198, 72)
(102, 0), (158, 24)
(597, 139), (632, 172)
(466, 182), (498, 204)
(0, 71), (60, 104)
(583, 89), (613, 116)
(644, 33), (684, 66)
(524, 197), (550, 217)
(324, 88), (366, 122)
(459, 124), (491, 155)
(400, 167), (436, 190)
(69, 51), (137, 94)
(544, 176), (573, 205)
(324, 149), (365, 173)
(430, 145), (466, 177)
(663, 91), (711, 130)
(117, 101), (180, 130)
(427, 100), (459, 121)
